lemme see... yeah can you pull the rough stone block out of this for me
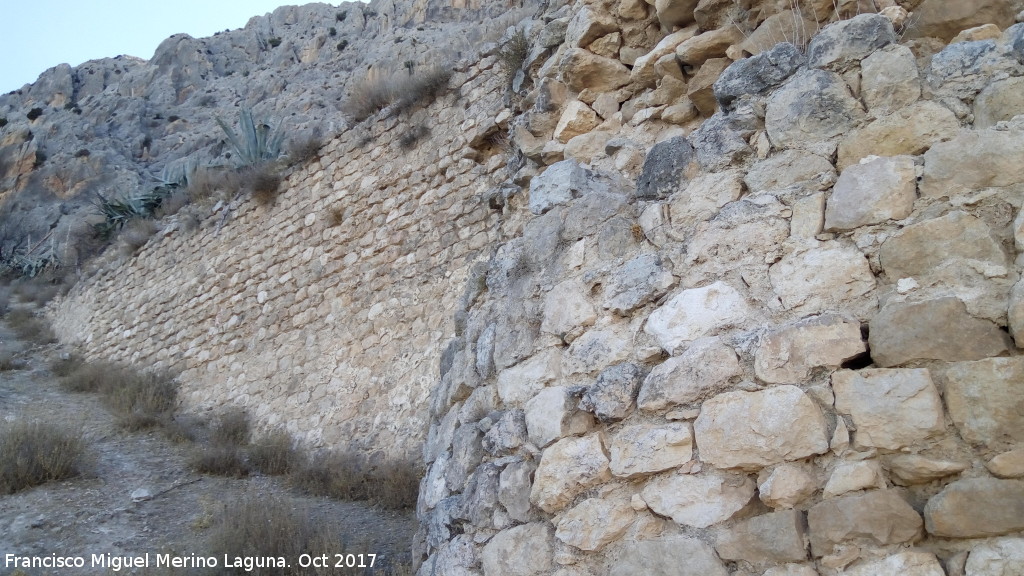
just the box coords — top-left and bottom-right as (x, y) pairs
(609, 422), (693, 478)
(924, 477), (1024, 538)
(530, 433), (611, 513)
(825, 155), (917, 231)
(641, 471), (755, 528)
(481, 522), (553, 576)
(644, 281), (750, 354)
(807, 490), (923, 556)
(608, 536), (727, 576)
(832, 368), (945, 450)
(941, 357), (1024, 450)
(716, 509), (808, 565)
(554, 496), (635, 551)
(637, 337), (741, 411)
(754, 315), (866, 384)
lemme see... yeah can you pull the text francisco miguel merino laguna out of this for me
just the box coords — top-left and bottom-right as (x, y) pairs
(5, 553), (309, 571)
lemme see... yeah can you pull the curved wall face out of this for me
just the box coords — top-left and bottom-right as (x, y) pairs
(415, 2), (1024, 575)
(50, 60), (509, 460)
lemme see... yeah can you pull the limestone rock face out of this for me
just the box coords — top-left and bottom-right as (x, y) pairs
(481, 522), (553, 576)
(824, 155), (917, 231)
(579, 362), (644, 422)
(558, 48), (631, 93)
(869, 298), (1011, 367)
(878, 211), (1007, 280)
(807, 14), (896, 72)
(641, 471), (755, 528)
(608, 536), (728, 576)
(759, 464), (818, 509)
(636, 136), (696, 200)
(838, 101), (960, 170)
(941, 357), (1024, 450)
(530, 434), (611, 513)
(754, 315), (866, 384)
(637, 337), (741, 411)
(695, 386), (829, 470)
(554, 496), (635, 551)
(529, 160), (617, 215)
(860, 44), (921, 113)
(609, 422), (693, 478)
(807, 490), (923, 556)
(924, 477), (1024, 538)
(766, 69), (865, 153)
(713, 42), (805, 110)
(905, 0), (1016, 42)
(842, 551), (946, 576)
(644, 281), (750, 354)
(965, 537), (1024, 576)
(745, 149), (835, 194)
(768, 242), (876, 317)
(715, 509), (809, 565)
(921, 127), (1024, 198)
(832, 369), (945, 451)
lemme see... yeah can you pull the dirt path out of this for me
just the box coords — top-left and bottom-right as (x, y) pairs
(0, 310), (417, 576)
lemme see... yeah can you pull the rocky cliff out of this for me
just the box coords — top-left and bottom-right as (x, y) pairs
(11, 0), (1024, 574)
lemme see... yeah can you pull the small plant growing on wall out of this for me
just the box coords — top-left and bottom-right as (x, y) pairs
(267, 37), (282, 48)
(215, 108), (284, 168)
(26, 108), (43, 121)
(497, 28), (530, 89)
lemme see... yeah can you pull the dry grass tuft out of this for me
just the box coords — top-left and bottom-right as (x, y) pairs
(288, 134), (323, 165)
(248, 430), (300, 476)
(0, 421), (88, 494)
(245, 165), (284, 206)
(0, 352), (27, 371)
(189, 444), (249, 478)
(290, 450), (419, 510)
(342, 65), (452, 122)
(5, 308), (57, 344)
(211, 408), (250, 446)
(118, 218), (159, 255)
(497, 28), (530, 88)
(58, 360), (177, 430)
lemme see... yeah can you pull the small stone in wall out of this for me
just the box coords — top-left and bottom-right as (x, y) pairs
(579, 362), (644, 422)
(713, 42), (805, 110)
(541, 278), (596, 342)
(744, 149), (835, 194)
(807, 14), (896, 73)
(641, 471), (755, 529)
(644, 281), (751, 354)
(988, 448), (1024, 479)
(496, 349), (563, 406)
(481, 522), (553, 576)
(822, 460), (885, 498)
(530, 433), (611, 513)
(832, 368), (945, 451)
(837, 100), (960, 170)
(860, 44), (921, 113)
(758, 463), (818, 510)
(920, 122), (1024, 198)
(554, 496), (636, 551)
(608, 535), (727, 576)
(941, 357), (1024, 451)
(602, 253), (675, 314)
(765, 69), (865, 156)
(761, 565), (818, 576)
(885, 454), (969, 486)
(807, 490), (923, 556)
(695, 386), (829, 470)
(609, 422), (693, 478)
(715, 509), (809, 565)
(841, 551), (945, 576)
(824, 155), (917, 231)
(553, 101), (600, 144)
(974, 75), (1024, 129)
(481, 410), (527, 456)
(635, 136), (696, 201)
(499, 459), (536, 523)
(754, 315), (866, 384)
(868, 297), (1011, 367)
(564, 327), (631, 376)
(768, 241), (876, 319)
(965, 537), (1024, 575)
(878, 211), (1007, 281)
(637, 337), (741, 411)
(525, 387), (593, 448)
(924, 477), (1024, 538)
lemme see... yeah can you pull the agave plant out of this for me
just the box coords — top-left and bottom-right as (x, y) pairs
(92, 187), (174, 240)
(215, 108), (285, 168)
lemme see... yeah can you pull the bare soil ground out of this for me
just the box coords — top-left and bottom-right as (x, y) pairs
(0, 308), (417, 576)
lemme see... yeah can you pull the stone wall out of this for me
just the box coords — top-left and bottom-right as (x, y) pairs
(49, 56), (511, 461)
(415, 2), (1024, 575)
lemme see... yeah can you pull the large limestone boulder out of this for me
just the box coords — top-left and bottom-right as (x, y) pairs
(768, 242), (876, 318)
(564, 6), (617, 49)
(860, 44), (921, 113)
(744, 149), (835, 194)
(558, 48), (631, 93)
(636, 135), (697, 200)
(715, 509), (809, 565)
(941, 357), (1024, 450)
(973, 76), (1024, 128)
(496, 349), (562, 405)
(553, 101), (599, 144)
(641, 471), (755, 528)
(765, 69), (865, 154)
(655, 0), (699, 29)
(842, 551), (945, 576)
(754, 315), (866, 384)
(921, 127), (1024, 198)
(609, 422), (693, 477)
(530, 433), (611, 513)
(879, 212), (1007, 280)
(824, 155), (917, 231)
(807, 490), (923, 556)
(832, 368), (945, 451)
(676, 27), (743, 67)
(713, 42), (805, 110)
(694, 386), (829, 470)
(807, 14), (896, 72)
(644, 281), (751, 354)
(686, 58), (731, 115)
(481, 522), (553, 576)
(637, 337), (741, 411)
(607, 536), (728, 576)
(905, 0), (1016, 42)
(965, 537), (1024, 576)
(869, 297), (1011, 366)
(554, 496), (635, 551)
(924, 477), (1024, 538)
(837, 101), (960, 170)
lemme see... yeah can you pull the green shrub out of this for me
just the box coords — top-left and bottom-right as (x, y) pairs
(497, 28), (530, 88)
(268, 37), (282, 48)
(26, 107), (43, 121)
(0, 421), (88, 494)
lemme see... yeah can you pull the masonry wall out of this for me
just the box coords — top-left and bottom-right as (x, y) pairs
(50, 57), (510, 460)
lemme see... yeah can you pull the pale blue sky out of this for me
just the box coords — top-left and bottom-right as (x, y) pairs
(0, 0), (315, 94)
